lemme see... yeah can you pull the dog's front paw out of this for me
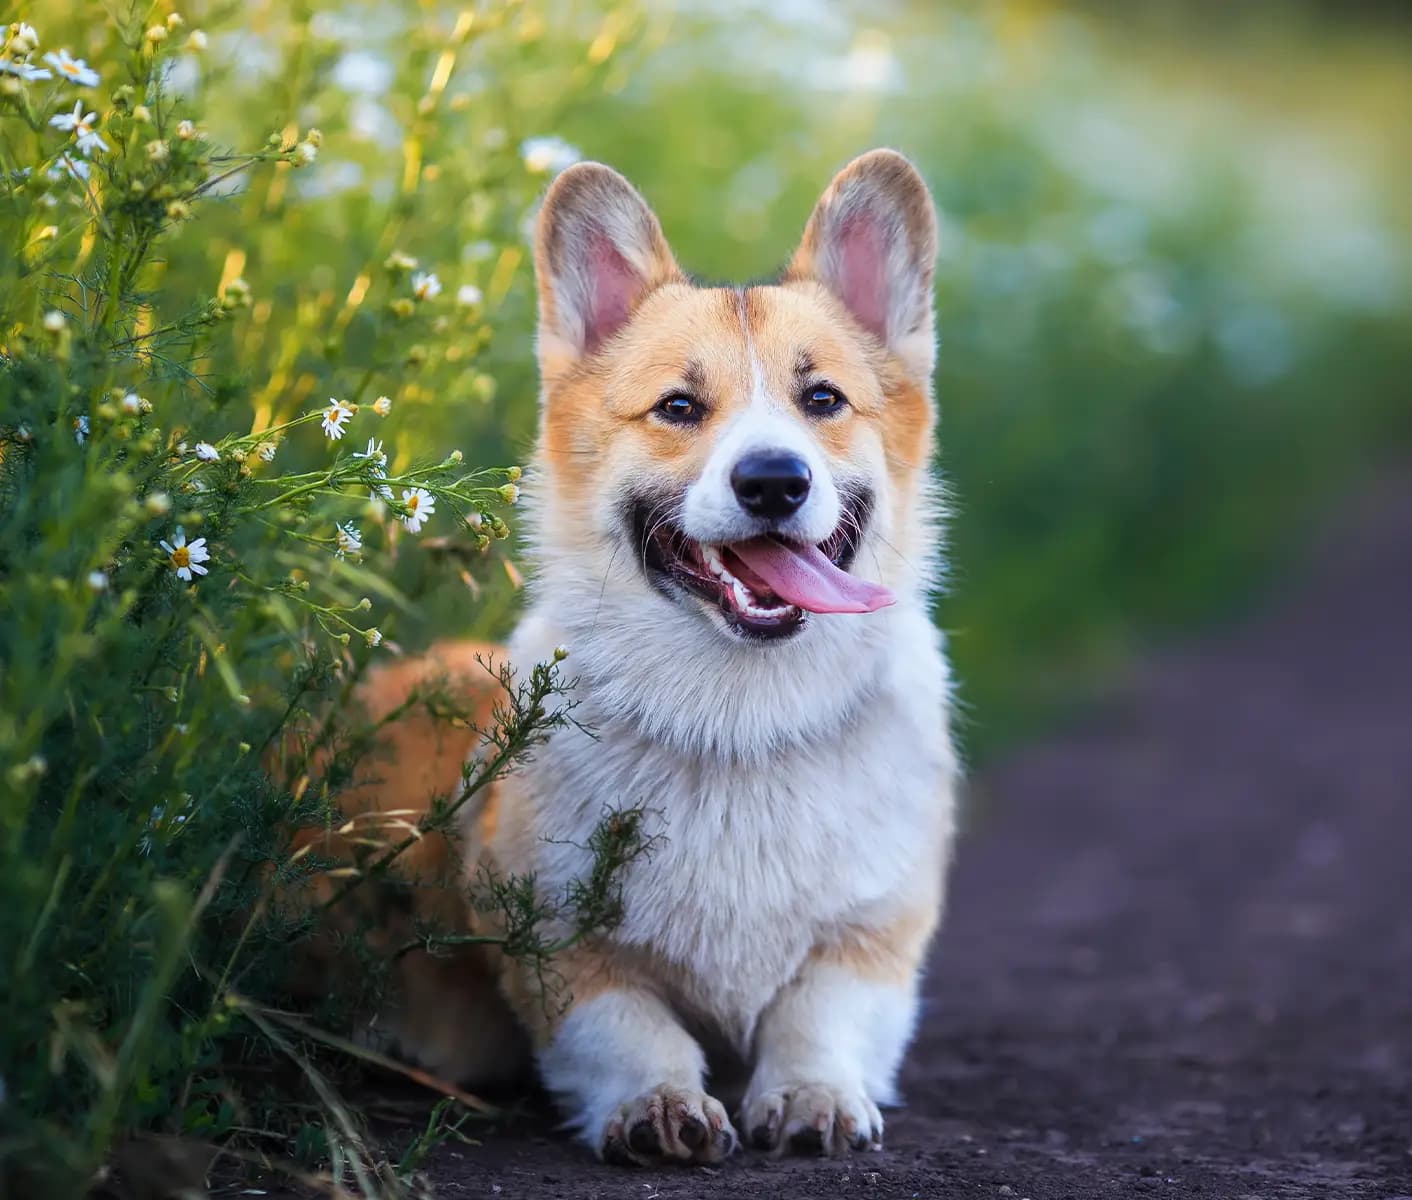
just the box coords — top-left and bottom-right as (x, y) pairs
(741, 1083), (883, 1156)
(600, 1085), (737, 1166)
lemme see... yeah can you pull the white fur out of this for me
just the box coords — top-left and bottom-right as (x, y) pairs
(539, 989), (708, 1141)
(503, 487), (955, 1147)
(499, 153), (953, 1157)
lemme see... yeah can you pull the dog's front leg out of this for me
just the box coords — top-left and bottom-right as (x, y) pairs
(524, 957), (737, 1165)
(741, 908), (936, 1156)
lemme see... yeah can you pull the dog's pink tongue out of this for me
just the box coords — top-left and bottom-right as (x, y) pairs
(728, 537), (895, 615)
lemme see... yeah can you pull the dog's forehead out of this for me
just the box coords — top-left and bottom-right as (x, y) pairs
(604, 282), (875, 403)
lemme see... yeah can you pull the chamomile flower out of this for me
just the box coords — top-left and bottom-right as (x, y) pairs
(120, 392), (143, 415)
(411, 271), (442, 302)
(352, 436), (386, 468)
(175, 119), (196, 140)
(0, 59), (52, 81)
(456, 283), (483, 308)
(160, 527), (210, 581)
(47, 153), (91, 183)
(372, 395), (392, 417)
(194, 441), (220, 462)
(42, 49), (99, 87)
(368, 469), (393, 502)
(400, 486), (435, 533)
(6, 23), (39, 56)
(87, 570), (109, 592)
(43, 310), (66, 332)
(73, 415), (89, 444)
(257, 440), (278, 463)
(188, 29), (208, 51)
(49, 101), (109, 156)
(320, 398), (354, 440)
(335, 521), (362, 559)
(365, 627), (383, 648)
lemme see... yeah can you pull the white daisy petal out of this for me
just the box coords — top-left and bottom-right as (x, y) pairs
(43, 49), (101, 88)
(400, 486), (435, 534)
(321, 398), (354, 440)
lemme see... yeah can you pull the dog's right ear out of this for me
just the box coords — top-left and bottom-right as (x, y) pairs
(533, 163), (682, 381)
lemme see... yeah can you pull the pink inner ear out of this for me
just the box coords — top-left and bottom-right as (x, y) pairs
(584, 233), (643, 352)
(835, 214), (889, 340)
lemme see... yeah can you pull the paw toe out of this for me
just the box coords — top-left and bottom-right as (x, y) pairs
(600, 1086), (737, 1166)
(742, 1083), (883, 1157)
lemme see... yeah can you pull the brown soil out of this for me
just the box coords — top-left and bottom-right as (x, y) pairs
(359, 477), (1412, 1198)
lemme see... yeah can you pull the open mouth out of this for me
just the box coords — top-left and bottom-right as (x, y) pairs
(633, 493), (893, 640)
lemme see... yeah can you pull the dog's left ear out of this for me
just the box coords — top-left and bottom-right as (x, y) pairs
(787, 149), (938, 381)
(534, 162), (683, 382)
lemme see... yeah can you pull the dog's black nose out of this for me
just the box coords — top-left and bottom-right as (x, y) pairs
(731, 452), (811, 519)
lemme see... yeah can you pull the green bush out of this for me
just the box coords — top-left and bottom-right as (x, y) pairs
(0, 4), (645, 1194)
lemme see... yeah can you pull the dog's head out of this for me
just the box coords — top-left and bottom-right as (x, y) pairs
(528, 150), (938, 649)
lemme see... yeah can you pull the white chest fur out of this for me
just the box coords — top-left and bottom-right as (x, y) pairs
(504, 600), (957, 1051)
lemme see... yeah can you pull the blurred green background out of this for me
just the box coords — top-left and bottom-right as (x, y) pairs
(543, 1), (1412, 757)
(99, 0), (1412, 758)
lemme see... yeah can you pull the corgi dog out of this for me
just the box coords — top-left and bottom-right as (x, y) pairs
(325, 149), (958, 1165)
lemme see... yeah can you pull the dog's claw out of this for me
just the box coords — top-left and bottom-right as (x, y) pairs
(741, 1083), (883, 1157)
(600, 1086), (736, 1166)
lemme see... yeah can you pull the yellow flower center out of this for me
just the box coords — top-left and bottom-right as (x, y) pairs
(170, 546), (190, 569)
(406, 495), (420, 513)
(61, 62), (80, 76)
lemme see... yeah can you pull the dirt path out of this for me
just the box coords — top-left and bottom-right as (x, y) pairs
(421, 477), (1412, 1200)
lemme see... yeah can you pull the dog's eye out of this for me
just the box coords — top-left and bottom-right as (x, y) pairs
(654, 393), (700, 424)
(803, 384), (846, 415)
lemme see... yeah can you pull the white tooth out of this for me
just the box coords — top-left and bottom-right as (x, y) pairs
(732, 579), (751, 610)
